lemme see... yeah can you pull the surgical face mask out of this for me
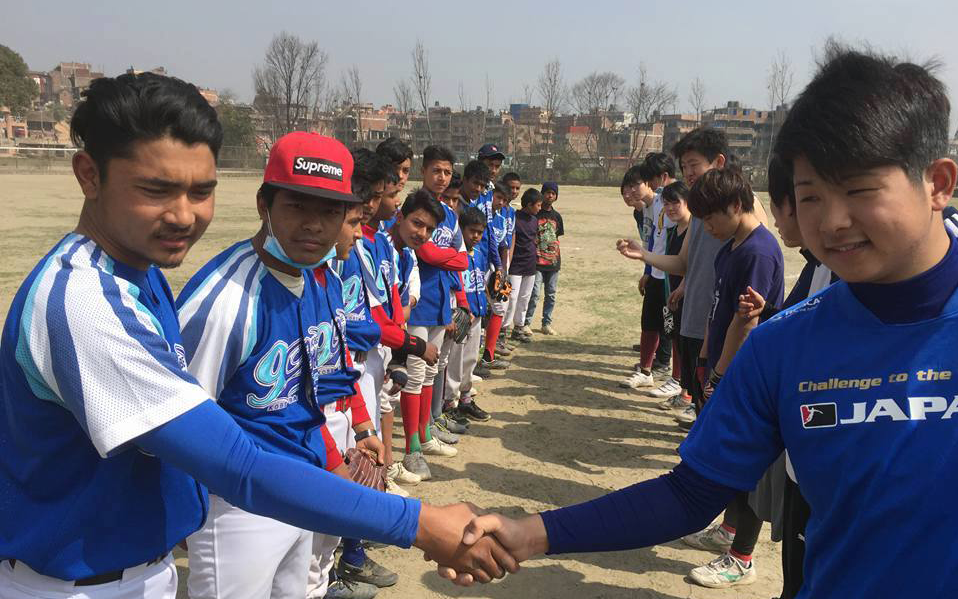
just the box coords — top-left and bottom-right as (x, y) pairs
(263, 211), (336, 270)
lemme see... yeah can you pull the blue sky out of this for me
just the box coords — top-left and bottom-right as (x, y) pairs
(7, 0), (958, 132)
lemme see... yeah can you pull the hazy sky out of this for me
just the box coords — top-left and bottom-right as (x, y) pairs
(7, 1), (958, 132)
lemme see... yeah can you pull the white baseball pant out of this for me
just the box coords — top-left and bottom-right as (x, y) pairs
(0, 555), (176, 599)
(445, 319), (482, 402)
(402, 325), (445, 394)
(504, 274), (536, 328)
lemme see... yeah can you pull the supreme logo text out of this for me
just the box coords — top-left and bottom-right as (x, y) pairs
(293, 157), (343, 181)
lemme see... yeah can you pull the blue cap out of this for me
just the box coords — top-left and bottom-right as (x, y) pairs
(541, 181), (559, 196)
(477, 144), (506, 161)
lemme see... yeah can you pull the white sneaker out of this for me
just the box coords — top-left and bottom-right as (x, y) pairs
(619, 370), (654, 389)
(541, 324), (557, 335)
(681, 523), (734, 552)
(384, 477), (410, 497)
(657, 393), (691, 411)
(386, 462), (421, 485)
(519, 325), (533, 336)
(674, 404), (697, 424)
(689, 553), (756, 588)
(650, 377), (681, 398)
(421, 437), (458, 457)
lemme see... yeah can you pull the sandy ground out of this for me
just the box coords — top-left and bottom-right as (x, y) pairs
(0, 174), (807, 598)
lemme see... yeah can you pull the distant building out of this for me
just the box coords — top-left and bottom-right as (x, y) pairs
(49, 62), (105, 108)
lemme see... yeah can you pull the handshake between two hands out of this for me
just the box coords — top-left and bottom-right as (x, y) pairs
(414, 503), (548, 587)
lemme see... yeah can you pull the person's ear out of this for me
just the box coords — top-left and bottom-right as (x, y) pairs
(714, 154), (727, 170)
(927, 159), (957, 211)
(73, 152), (100, 201)
(256, 192), (269, 221)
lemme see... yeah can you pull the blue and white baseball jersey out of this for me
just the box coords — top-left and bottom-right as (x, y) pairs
(681, 280), (958, 598)
(366, 227), (400, 317)
(0, 234), (209, 580)
(409, 202), (464, 326)
(331, 240), (382, 353)
(177, 241), (358, 468)
(397, 246), (419, 307)
(471, 189), (495, 222)
(501, 204), (517, 248)
(463, 248), (489, 317)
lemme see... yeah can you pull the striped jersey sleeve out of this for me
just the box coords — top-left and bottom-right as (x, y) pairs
(176, 241), (266, 399)
(15, 234), (209, 456)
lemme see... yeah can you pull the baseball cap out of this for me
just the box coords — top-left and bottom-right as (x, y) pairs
(263, 132), (360, 203)
(477, 143), (505, 161)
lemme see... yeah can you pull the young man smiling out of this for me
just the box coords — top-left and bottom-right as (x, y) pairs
(444, 45), (958, 599)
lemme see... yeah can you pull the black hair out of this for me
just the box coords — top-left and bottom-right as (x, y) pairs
(501, 172), (521, 185)
(492, 182), (510, 197)
(422, 145), (455, 170)
(621, 164), (642, 192)
(767, 154), (794, 209)
(687, 167), (754, 218)
(671, 127), (730, 164)
(520, 188), (542, 209)
(463, 159), (491, 182)
(661, 180), (689, 204)
(351, 148), (391, 202)
(459, 206), (488, 230)
(400, 187), (446, 224)
(447, 171), (463, 190)
(774, 42), (949, 184)
(642, 152), (676, 179)
(70, 72), (222, 179)
(375, 137), (413, 165)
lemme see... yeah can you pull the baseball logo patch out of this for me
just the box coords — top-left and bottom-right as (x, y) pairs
(801, 402), (838, 428)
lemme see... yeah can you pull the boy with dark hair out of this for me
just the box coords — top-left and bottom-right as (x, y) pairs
(479, 182), (516, 368)
(523, 182), (564, 336)
(503, 189), (543, 343)
(446, 208), (493, 421)
(442, 171), (463, 212)
(376, 137), (413, 191)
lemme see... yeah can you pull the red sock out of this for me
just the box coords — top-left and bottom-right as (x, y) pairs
(418, 385), (433, 441)
(639, 330), (659, 370)
(671, 338), (682, 380)
(399, 391), (420, 453)
(730, 549), (752, 562)
(720, 523), (737, 535)
(484, 314), (503, 360)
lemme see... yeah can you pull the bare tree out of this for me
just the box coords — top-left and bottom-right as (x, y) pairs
(570, 71), (625, 179)
(688, 76), (707, 124)
(536, 58), (566, 160)
(457, 80), (468, 112)
(765, 50), (795, 164)
(625, 64), (678, 163)
(521, 84), (534, 105)
(411, 40), (432, 143)
(340, 65), (364, 143)
(480, 73), (494, 144)
(253, 31), (328, 138)
(392, 79), (413, 139)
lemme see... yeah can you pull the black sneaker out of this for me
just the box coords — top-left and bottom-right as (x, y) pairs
(323, 577), (379, 598)
(480, 357), (510, 370)
(458, 401), (491, 421)
(510, 330), (531, 344)
(494, 342), (513, 356)
(442, 404), (471, 427)
(651, 360), (672, 378)
(337, 556), (398, 588)
(473, 365), (492, 377)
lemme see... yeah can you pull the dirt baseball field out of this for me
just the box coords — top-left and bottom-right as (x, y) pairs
(0, 173), (804, 598)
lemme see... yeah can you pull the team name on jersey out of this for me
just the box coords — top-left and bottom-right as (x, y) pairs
(342, 274), (364, 316)
(433, 226), (454, 247)
(292, 156), (344, 180)
(801, 396), (958, 428)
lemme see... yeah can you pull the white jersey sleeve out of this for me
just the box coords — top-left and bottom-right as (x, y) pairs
(408, 262), (421, 304)
(18, 239), (208, 457)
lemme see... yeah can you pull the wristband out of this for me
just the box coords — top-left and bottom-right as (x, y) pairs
(403, 333), (426, 357)
(708, 370), (723, 387)
(354, 429), (377, 443)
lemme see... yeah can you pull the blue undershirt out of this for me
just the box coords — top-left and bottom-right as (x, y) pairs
(541, 232), (958, 555)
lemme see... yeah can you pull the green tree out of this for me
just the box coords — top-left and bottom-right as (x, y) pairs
(218, 103), (256, 148)
(0, 45), (39, 114)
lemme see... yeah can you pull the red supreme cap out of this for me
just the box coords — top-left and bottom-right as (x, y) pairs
(263, 132), (359, 203)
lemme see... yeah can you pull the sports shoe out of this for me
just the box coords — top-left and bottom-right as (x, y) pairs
(457, 401), (491, 421)
(472, 365), (491, 379)
(510, 329), (531, 344)
(657, 393), (692, 411)
(541, 323), (556, 335)
(323, 578), (379, 599)
(495, 342), (513, 356)
(650, 377), (682, 398)
(401, 452), (431, 480)
(519, 325), (533, 336)
(436, 413), (468, 434)
(674, 404), (697, 425)
(386, 462), (421, 486)
(383, 477), (409, 497)
(651, 361), (672, 378)
(681, 523), (734, 552)
(421, 437), (458, 457)
(619, 370), (654, 389)
(631, 343), (642, 352)
(338, 556), (399, 588)
(689, 553), (756, 589)
(442, 405), (471, 427)
(480, 357), (510, 370)
(431, 425), (459, 445)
